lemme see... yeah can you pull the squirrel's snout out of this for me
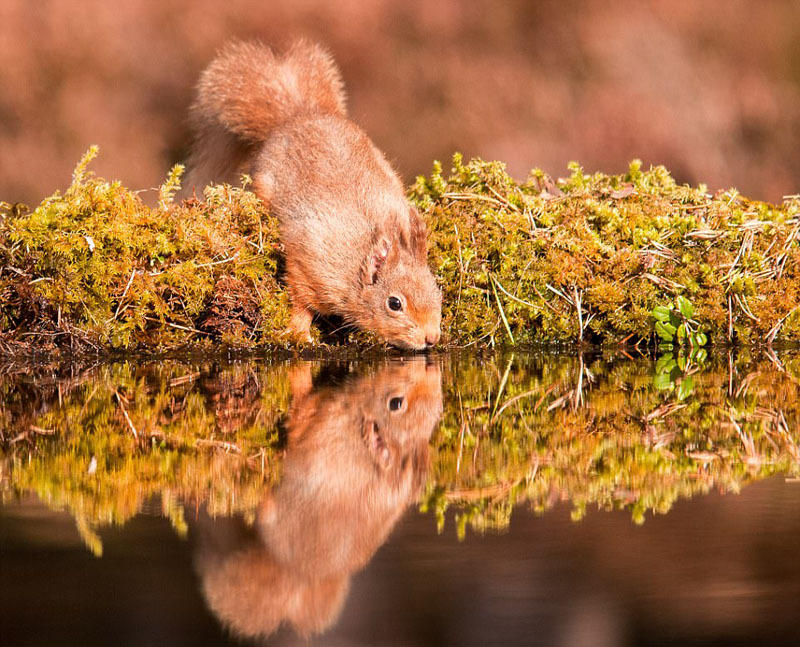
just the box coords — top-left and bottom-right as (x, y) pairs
(424, 327), (441, 348)
(394, 325), (439, 351)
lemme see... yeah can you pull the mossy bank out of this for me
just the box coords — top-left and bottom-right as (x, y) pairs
(2, 148), (799, 353)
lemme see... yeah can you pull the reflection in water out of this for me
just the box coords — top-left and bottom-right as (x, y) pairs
(195, 360), (442, 639)
(1, 351), (800, 642)
(2, 352), (800, 538)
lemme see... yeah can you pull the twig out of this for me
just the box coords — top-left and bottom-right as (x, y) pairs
(169, 371), (202, 388)
(642, 273), (686, 293)
(486, 185), (521, 213)
(727, 294), (733, 341)
(546, 283), (573, 305)
(450, 223), (464, 338)
(572, 355), (585, 409)
(491, 274), (540, 312)
(574, 286), (584, 342)
(113, 269), (138, 320)
(491, 387), (541, 423)
(143, 317), (209, 335)
(196, 438), (242, 454)
(733, 294), (758, 322)
(195, 252), (239, 269)
(490, 355), (514, 422)
(489, 276), (515, 343)
(115, 391), (138, 439)
(766, 306), (799, 346)
(442, 192), (515, 211)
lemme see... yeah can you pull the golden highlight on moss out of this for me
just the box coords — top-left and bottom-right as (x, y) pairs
(1, 150), (799, 352)
(414, 154), (800, 347)
(1, 149), (290, 353)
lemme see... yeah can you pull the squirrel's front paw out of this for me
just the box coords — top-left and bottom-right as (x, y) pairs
(287, 305), (314, 344)
(286, 327), (314, 345)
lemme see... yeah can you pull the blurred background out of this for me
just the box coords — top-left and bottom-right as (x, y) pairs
(2, 0), (799, 205)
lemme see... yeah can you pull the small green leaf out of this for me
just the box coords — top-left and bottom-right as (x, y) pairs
(695, 332), (707, 346)
(652, 306), (671, 323)
(676, 295), (693, 319)
(677, 324), (687, 342)
(655, 322), (671, 341)
(655, 354), (675, 374)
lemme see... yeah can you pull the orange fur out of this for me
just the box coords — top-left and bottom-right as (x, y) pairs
(186, 40), (441, 349)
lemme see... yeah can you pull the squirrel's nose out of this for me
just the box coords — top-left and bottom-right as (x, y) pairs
(424, 329), (441, 347)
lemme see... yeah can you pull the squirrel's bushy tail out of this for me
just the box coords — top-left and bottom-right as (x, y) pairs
(186, 40), (346, 190)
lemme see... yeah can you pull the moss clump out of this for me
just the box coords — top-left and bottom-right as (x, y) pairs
(415, 155), (800, 346)
(0, 147), (290, 353)
(2, 149), (799, 352)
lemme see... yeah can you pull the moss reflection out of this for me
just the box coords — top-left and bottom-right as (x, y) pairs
(1, 352), (799, 555)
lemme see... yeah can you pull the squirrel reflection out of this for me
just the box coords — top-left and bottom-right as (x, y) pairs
(195, 359), (442, 640)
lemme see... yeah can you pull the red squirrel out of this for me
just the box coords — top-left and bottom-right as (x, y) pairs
(186, 41), (442, 350)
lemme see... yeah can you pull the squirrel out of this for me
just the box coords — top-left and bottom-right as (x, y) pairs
(186, 40), (442, 350)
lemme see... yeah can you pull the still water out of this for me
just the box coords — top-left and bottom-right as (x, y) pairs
(1, 351), (799, 646)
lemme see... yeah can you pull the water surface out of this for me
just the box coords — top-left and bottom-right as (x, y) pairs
(2, 351), (799, 645)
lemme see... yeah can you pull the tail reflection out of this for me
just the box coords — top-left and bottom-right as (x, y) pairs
(195, 358), (443, 640)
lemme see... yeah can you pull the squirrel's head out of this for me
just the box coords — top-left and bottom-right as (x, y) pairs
(358, 209), (442, 350)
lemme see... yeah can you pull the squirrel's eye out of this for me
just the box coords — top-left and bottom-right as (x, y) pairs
(387, 296), (402, 312)
(388, 396), (404, 411)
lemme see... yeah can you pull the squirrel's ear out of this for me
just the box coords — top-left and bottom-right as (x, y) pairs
(362, 236), (391, 285)
(407, 207), (429, 262)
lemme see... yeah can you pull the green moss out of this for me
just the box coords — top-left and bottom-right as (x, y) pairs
(2, 149), (799, 352)
(1, 148), (290, 353)
(414, 154), (800, 347)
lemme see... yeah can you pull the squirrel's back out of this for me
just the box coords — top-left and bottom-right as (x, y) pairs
(186, 40), (346, 190)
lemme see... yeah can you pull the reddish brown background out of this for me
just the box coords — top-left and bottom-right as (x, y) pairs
(2, 0), (799, 204)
